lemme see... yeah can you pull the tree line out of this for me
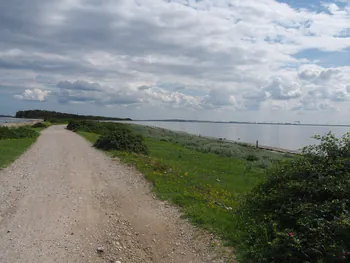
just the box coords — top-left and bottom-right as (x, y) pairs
(15, 110), (132, 121)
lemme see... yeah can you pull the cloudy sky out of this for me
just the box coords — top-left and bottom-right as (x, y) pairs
(0, 0), (349, 123)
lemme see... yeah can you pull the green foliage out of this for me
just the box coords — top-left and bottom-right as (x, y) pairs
(68, 120), (148, 154)
(0, 126), (39, 140)
(66, 120), (81, 131)
(16, 109), (131, 121)
(95, 131), (148, 154)
(245, 154), (259, 162)
(234, 132), (350, 263)
(45, 118), (71, 124)
(31, 121), (50, 128)
(76, 131), (100, 144)
(129, 124), (287, 169)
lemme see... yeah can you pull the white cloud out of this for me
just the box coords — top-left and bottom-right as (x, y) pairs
(14, 88), (50, 101)
(201, 88), (237, 109)
(263, 78), (302, 100)
(1, 0), (350, 122)
(298, 68), (341, 83)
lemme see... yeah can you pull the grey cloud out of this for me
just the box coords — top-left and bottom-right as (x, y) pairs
(57, 88), (141, 105)
(307, 85), (350, 102)
(156, 82), (186, 91)
(240, 89), (268, 111)
(57, 80), (102, 91)
(291, 95), (339, 111)
(330, 90), (348, 101)
(263, 78), (302, 100)
(319, 103), (338, 112)
(241, 100), (262, 111)
(298, 69), (319, 80)
(298, 68), (340, 83)
(201, 89), (237, 109)
(243, 90), (268, 101)
(0, 0), (270, 87)
(1, 0), (350, 119)
(138, 85), (151, 90)
(55, 79), (199, 108)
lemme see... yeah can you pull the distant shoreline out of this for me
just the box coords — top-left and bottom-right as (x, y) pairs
(132, 120), (350, 128)
(0, 119), (41, 127)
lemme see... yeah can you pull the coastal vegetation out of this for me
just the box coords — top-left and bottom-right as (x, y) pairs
(0, 126), (38, 139)
(31, 121), (51, 129)
(234, 133), (350, 262)
(67, 120), (148, 154)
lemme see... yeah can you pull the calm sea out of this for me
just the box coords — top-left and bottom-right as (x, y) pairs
(129, 121), (350, 151)
(0, 117), (37, 124)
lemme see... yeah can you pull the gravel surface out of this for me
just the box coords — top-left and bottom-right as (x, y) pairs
(0, 125), (233, 263)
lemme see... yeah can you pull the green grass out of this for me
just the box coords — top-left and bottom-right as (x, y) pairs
(0, 138), (36, 169)
(77, 131), (100, 143)
(128, 124), (290, 168)
(31, 127), (44, 132)
(77, 127), (285, 246)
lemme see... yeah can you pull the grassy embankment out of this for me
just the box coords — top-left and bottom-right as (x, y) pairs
(0, 122), (50, 168)
(72, 121), (290, 246)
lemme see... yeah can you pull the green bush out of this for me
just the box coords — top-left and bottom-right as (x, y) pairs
(46, 118), (72, 124)
(95, 130), (148, 154)
(67, 120), (149, 154)
(0, 127), (38, 140)
(67, 120), (124, 135)
(245, 154), (259, 162)
(66, 120), (81, 131)
(32, 122), (49, 128)
(234, 133), (350, 263)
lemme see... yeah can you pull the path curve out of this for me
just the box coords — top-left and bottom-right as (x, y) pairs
(0, 125), (229, 263)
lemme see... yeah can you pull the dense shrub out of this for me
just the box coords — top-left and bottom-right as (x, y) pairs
(66, 120), (81, 131)
(32, 122), (50, 128)
(0, 127), (38, 140)
(67, 120), (148, 154)
(67, 120), (124, 135)
(95, 131), (148, 154)
(245, 154), (259, 162)
(234, 133), (350, 263)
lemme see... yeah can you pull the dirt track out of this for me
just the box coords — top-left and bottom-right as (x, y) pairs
(0, 125), (230, 263)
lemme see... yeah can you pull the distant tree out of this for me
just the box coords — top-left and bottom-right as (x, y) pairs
(15, 110), (132, 121)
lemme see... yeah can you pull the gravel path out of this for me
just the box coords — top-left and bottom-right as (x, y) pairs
(0, 125), (231, 263)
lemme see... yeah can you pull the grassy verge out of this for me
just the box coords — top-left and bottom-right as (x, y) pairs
(0, 122), (50, 169)
(77, 131), (100, 144)
(77, 125), (289, 246)
(0, 138), (36, 168)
